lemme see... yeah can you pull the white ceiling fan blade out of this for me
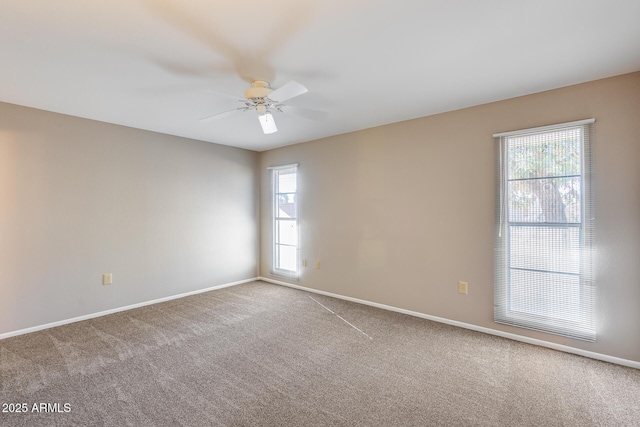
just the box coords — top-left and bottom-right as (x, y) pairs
(280, 105), (328, 121)
(199, 108), (246, 123)
(268, 81), (308, 103)
(258, 112), (278, 134)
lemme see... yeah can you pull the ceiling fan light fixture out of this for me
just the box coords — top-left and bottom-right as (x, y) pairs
(258, 112), (278, 134)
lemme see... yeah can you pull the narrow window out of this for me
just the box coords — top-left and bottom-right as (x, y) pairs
(271, 164), (298, 277)
(494, 120), (595, 341)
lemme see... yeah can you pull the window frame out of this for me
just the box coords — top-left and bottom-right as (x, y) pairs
(270, 164), (299, 278)
(494, 119), (595, 341)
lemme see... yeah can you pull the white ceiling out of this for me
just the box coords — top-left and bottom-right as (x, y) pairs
(2, 1), (640, 152)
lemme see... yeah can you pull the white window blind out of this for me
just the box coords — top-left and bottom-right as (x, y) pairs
(494, 120), (595, 341)
(270, 164), (299, 277)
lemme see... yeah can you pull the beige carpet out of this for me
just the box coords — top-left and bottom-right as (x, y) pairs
(1, 281), (639, 426)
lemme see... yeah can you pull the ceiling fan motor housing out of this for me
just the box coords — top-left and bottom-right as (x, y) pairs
(245, 80), (273, 100)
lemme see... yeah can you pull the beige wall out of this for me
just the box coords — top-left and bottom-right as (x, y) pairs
(0, 102), (259, 334)
(259, 72), (640, 362)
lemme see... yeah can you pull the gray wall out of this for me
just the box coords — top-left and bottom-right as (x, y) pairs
(0, 102), (259, 334)
(259, 72), (640, 362)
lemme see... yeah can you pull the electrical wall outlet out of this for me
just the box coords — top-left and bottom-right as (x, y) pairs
(458, 281), (468, 295)
(102, 273), (113, 285)
(302, 259), (307, 267)
(315, 260), (320, 269)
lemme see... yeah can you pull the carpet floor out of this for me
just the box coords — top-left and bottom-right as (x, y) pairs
(1, 281), (639, 426)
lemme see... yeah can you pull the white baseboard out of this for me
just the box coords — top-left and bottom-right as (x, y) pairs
(258, 277), (640, 370)
(0, 277), (258, 341)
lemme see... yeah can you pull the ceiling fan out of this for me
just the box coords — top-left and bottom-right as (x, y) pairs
(200, 80), (328, 134)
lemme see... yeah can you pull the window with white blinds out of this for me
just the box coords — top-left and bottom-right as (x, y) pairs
(494, 119), (595, 341)
(271, 164), (299, 277)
